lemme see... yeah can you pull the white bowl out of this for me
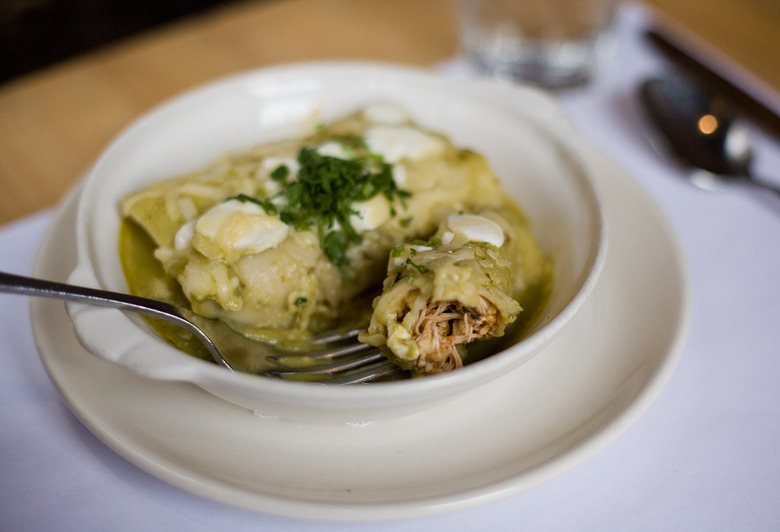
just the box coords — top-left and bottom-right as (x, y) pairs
(66, 61), (606, 423)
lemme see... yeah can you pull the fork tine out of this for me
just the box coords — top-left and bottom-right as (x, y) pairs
(267, 340), (377, 365)
(268, 358), (406, 384)
(308, 340), (375, 360)
(268, 350), (386, 377)
(327, 361), (407, 384)
(310, 325), (363, 345)
(0, 271), (409, 384)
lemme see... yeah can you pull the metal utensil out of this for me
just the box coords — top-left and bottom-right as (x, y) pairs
(1, 271), (402, 384)
(638, 74), (780, 197)
(644, 28), (780, 140)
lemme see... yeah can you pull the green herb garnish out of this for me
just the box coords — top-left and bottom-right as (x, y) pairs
(405, 257), (430, 274)
(270, 165), (289, 181)
(405, 236), (442, 248)
(230, 137), (411, 275)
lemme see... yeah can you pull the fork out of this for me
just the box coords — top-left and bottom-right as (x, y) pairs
(0, 271), (404, 384)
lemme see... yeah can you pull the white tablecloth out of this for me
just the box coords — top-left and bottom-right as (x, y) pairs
(2, 4), (779, 531)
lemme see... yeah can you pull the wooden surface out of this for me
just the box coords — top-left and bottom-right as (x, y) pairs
(1, 0), (778, 225)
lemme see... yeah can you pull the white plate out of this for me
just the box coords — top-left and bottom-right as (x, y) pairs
(31, 146), (688, 521)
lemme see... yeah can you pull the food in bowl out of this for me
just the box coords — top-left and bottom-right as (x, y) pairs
(361, 210), (547, 374)
(119, 103), (551, 376)
(68, 62), (604, 421)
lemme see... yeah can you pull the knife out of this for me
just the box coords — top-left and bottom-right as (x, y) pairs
(645, 26), (780, 140)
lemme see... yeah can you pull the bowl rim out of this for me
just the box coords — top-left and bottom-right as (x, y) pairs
(67, 60), (607, 411)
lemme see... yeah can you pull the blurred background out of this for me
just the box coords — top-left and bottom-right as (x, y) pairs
(3, 0), (779, 89)
(0, 0), (245, 83)
(1, 0), (778, 226)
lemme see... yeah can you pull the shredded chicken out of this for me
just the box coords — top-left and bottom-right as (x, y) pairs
(409, 296), (499, 374)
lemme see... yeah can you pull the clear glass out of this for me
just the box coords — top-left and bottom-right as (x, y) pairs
(459, 0), (617, 88)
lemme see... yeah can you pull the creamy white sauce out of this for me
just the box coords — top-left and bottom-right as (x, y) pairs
(365, 125), (445, 163)
(447, 214), (505, 248)
(315, 140), (352, 160)
(194, 199), (289, 259)
(349, 194), (392, 232)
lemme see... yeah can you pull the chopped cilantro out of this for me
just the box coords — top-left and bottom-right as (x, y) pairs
(228, 137), (411, 275)
(405, 257), (430, 274)
(323, 230), (349, 271)
(405, 236), (442, 248)
(270, 165), (289, 181)
(228, 192), (279, 216)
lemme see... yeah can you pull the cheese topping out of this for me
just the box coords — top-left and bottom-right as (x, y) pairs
(192, 199), (289, 262)
(447, 214), (505, 248)
(365, 125), (445, 163)
(315, 141), (353, 160)
(349, 194), (392, 232)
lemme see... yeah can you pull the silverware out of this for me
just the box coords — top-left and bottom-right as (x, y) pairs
(1, 271), (402, 384)
(639, 74), (780, 198)
(645, 27), (780, 140)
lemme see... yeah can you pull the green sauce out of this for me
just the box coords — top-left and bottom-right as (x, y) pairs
(119, 218), (213, 362)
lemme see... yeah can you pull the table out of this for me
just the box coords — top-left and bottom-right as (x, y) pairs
(0, 0), (779, 226)
(2, 2), (780, 530)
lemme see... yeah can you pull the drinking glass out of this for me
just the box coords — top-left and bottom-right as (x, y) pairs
(459, 0), (618, 88)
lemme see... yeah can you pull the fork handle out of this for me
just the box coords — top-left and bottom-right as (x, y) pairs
(0, 271), (180, 319)
(0, 270), (206, 342)
(0, 270), (231, 370)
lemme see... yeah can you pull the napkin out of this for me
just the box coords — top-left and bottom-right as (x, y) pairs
(2, 4), (780, 531)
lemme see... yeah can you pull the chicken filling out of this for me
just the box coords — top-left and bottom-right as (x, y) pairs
(408, 296), (499, 374)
